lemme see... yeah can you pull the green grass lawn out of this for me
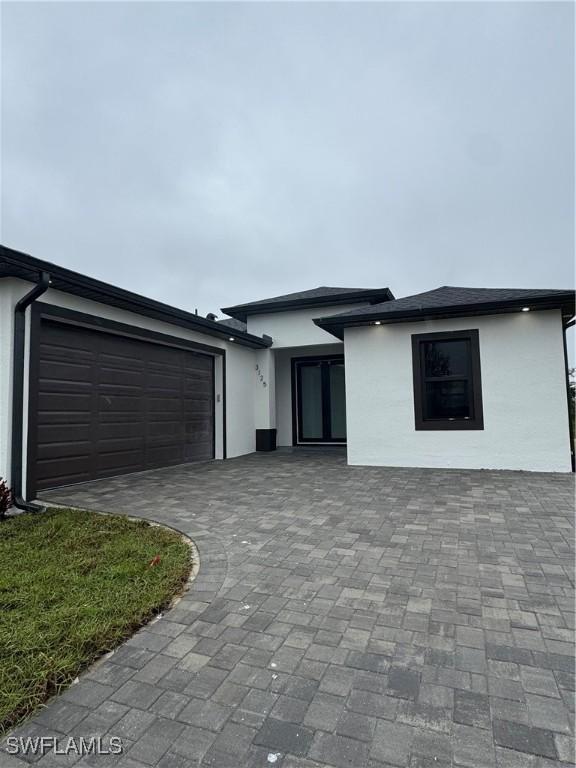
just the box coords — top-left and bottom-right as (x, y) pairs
(0, 507), (192, 734)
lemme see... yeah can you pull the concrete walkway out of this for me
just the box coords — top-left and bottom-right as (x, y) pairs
(3, 450), (575, 767)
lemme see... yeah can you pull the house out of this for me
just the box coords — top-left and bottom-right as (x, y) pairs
(0, 244), (573, 506)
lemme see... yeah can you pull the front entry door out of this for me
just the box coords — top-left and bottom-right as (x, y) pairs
(294, 357), (346, 443)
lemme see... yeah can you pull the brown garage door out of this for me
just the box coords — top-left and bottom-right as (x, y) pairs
(28, 319), (214, 493)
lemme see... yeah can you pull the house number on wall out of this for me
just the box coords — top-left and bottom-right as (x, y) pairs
(255, 364), (267, 388)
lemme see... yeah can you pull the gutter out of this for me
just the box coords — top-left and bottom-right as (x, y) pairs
(314, 296), (576, 340)
(11, 270), (50, 511)
(563, 316), (575, 471)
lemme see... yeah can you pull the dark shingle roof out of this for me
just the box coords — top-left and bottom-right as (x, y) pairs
(314, 285), (576, 339)
(229, 286), (370, 306)
(217, 317), (248, 333)
(221, 286), (394, 321)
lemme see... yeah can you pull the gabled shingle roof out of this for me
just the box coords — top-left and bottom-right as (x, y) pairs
(314, 285), (576, 339)
(221, 286), (394, 321)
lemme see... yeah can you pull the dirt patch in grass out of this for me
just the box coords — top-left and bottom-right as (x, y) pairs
(0, 507), (192, 734)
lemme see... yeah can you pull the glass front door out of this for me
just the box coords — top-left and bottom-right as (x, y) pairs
(294, 357), (346, 443)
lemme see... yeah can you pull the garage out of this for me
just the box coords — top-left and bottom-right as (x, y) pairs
(27, 317), (215, 493)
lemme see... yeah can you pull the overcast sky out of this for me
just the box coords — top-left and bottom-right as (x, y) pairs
(1, 2), (574, 321)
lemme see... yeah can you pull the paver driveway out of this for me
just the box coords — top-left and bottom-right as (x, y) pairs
(3, 450), (575, 768)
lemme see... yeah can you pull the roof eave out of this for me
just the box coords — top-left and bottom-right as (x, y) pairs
(0, 245), (272, 349)
(314, 295), (576, 338)
(221, 288), (395, 322)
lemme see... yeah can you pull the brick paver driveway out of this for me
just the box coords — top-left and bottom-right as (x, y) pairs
(4, 450), (575, 768)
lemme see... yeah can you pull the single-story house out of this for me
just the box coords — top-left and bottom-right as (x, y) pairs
(1, 244), (574, 507)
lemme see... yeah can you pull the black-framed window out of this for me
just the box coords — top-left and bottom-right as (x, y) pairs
(411, 329), (484, 431)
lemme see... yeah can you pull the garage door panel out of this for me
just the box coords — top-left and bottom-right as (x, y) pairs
(148, 437), (184, 452)
(97, 448), (146, 473)
(98, 386), (144, 399)
(147, 373), (182, 391)
(98, 394), (144, 412)
(185, 436), (211, 449)
(36, 411), (92, 427)
(183, 382), (212, 397)
(40, 347), (95, 368)
(39, 359), (94, 383)
(37, 440), (94, 460)
(38, 382), (93, 401)
(185, 418), (212, 433)
(99, 369), (144, 387)
(30, 320), (215, 492)
(35, 455), (93, 487)
(184, 442), (212, 461)
(184, 408), (212, 423)
(98, 435), (145, 452)
(38, 423), (92, 444)
(148, 419), (183, 437)
(147, 398), (183, 413)
(183, 391), (212, 404)
(38, 391), (93, 412)
(183, 355), (212, 370)
(99, 343), (146, 362)
(97, 422), (146, 439)
(144, 344), (181, 362)
(39, 379), (94, 394)
(146, 445), (184, 467)
(40, 332), (95, 352)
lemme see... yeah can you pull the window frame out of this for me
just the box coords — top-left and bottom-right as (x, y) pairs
(411, 329), (484, 431)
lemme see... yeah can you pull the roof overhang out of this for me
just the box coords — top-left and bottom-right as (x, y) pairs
(314, 295), (576, 340)
(221, 288), (395, 323)
(0, 245), (272, 349)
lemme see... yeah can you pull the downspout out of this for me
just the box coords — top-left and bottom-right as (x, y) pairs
(563, 317), (575, 472)
(11, 271), (51, 511)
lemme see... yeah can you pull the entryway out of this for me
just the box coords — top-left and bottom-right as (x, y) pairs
(292, 355), (346, 444)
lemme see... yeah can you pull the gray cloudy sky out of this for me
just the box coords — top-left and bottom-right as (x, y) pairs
(1, 2), (574, 319)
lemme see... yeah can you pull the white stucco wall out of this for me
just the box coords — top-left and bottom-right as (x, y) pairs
(344, 310), (571, 472)
(247, 304), (366, 348)
(0, 279), (259, 490)
(274, 344), (344, 446)
(224, 344), (258, 457)
(254, 349), (276, 430)
(0, 280), (18, 485)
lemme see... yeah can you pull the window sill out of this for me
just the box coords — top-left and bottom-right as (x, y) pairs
(415, 420), (484, 431)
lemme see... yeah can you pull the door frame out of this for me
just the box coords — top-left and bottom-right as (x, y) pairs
(26, 302), (226, 498)
(290, 354), (346, 445)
